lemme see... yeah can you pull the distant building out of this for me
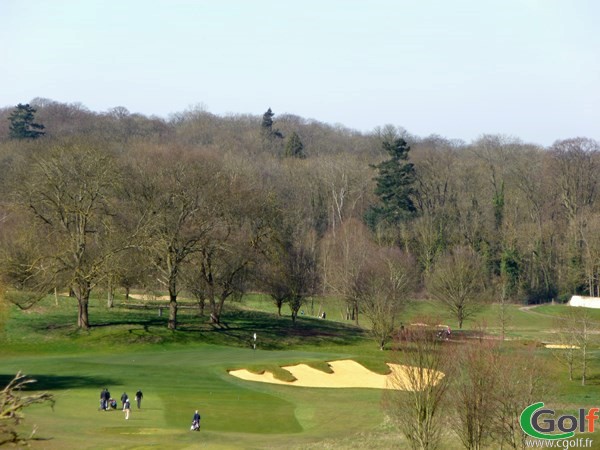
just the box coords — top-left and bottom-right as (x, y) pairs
(569, 296), (600, 309)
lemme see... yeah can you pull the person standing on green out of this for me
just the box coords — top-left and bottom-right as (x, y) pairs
(104, 389), (111, 411)
(120, 392), (128, 409)
(99, 388), (106, 410)
(135, 389), (143, 409)
(123, 396), (131, 420)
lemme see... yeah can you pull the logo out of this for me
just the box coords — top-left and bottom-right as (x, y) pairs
(520, 402), (599, 440)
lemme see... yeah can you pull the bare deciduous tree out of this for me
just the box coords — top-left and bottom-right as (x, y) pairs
(358, 247), (416, 350)
(425, 246), (485, 328)
(0, 372), (54, 446)
(493, 348), (547, 450)
(322, 219), (373, 324)
(578, 212), (600, 297)
(11, 142), (124, 329)
(384, 318), (453, 450)
(450, 340), (501, 450)
(129, 150), (218, 330)
(185, 221), (259, 324)
(554, 307), (598, 386)
(260, 230), (320, 324)
(549, 138), (600, 222)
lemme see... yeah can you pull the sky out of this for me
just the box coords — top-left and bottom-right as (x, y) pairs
(1, 0), (598, 146)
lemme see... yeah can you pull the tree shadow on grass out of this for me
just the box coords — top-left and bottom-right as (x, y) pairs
(0, 374), (118, 391)
(177, 308), (369, 350)
(20, 311), (167, 334)
(90, 316), (166, 329)
(13, 302), (369, 350)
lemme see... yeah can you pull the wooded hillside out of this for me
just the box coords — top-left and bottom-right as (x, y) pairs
(1, 98), (598, 334)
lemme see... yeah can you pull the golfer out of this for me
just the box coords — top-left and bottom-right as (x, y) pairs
(135, 389), (143, 409)
(123, 396), (131, 420)
(191, 410), (201, 431)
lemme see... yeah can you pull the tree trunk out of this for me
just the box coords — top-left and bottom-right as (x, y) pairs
(125, 286), (130, 300)
(207, 277), (217, 321)
(275, 297), (284, 316)
(77, 294), (90, 330)
(568, 355), (573, 381)
(168, 270), (178, 329)
(168, 295), (178, 330)
(217, 295), (227, 318)
(582, 343), (587, 386)
(107, 280), (114, 308)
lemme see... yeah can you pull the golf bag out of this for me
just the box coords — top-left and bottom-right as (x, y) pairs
(191, 419), (200, 431)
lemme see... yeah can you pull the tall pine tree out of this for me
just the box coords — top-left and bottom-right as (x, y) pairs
(8, 103), (45, 139)
(261, 107), (283, 139)
(366, 137), (416, 227)
(261, 108), (274, 134)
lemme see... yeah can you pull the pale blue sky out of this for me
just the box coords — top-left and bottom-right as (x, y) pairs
(1, 0), (598, 146)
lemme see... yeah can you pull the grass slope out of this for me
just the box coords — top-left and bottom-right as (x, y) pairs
(1, 293), (600, 449)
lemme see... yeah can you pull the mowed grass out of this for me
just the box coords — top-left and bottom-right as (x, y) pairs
(243, 293), (564, 342)
(2, 293), (600, 449)
(0, 294), (398, 449)
(2, 347), (390, 449)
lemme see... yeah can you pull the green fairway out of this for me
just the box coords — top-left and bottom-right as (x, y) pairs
(2, 294), (600, 449)
(2, 346), (394, 449)
(0, 295), (399, 449)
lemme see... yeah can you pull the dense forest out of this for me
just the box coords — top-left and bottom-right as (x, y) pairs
(1, 98), (599, 339)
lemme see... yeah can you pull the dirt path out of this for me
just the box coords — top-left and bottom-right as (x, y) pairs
(518, 304), (557, 319)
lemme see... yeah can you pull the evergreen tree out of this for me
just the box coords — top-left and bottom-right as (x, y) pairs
(366, 137), (416, 227)
(261, 107), (283, 139)
(285, 131), (305, 158)
(8, 103), (45, 139)
(261, 107), (274, 133)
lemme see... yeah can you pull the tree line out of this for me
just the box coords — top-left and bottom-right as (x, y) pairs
(1, 99), (599, 346)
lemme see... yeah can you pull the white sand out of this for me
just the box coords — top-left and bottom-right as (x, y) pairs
(228, 359), (443, 391)
(128, 294), (171, 301)
(545, 344), (580, 349)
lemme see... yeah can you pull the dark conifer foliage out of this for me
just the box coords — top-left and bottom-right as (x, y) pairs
(366, 137), (416, 227)
(284, 131), (305, 158)
(261, 107), (283, 139)
(8, 103), (45, 139)
(261, 107), (274, 132)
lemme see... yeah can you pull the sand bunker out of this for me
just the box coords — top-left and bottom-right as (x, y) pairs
(129, 294), (171, 301)
(545, 344), (580, 349)
(228, 359), (443, 391)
